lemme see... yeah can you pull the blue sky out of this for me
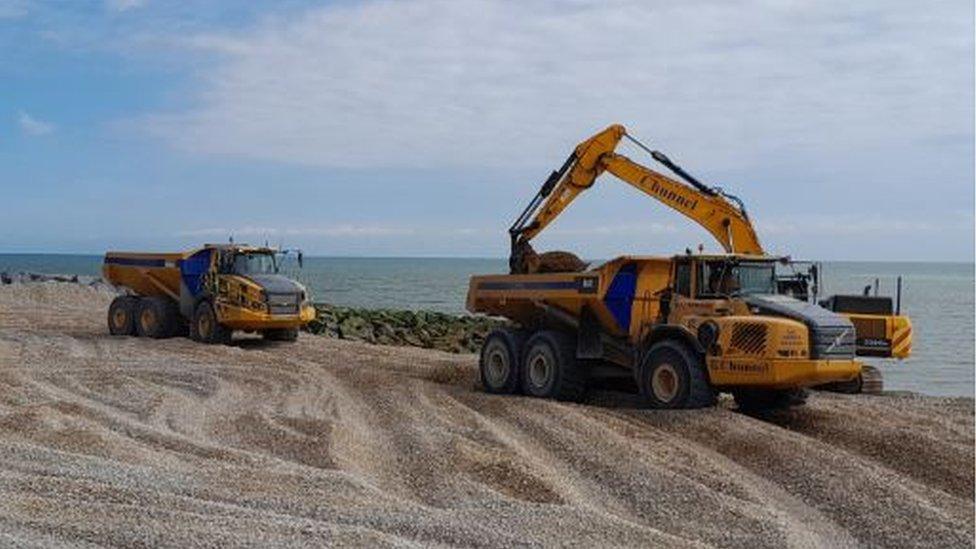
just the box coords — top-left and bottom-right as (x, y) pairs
(1, 0), (973, 260)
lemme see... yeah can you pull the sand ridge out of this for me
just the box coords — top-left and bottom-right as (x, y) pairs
(0, 282), (971, 547)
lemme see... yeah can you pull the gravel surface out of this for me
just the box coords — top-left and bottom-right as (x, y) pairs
(0, 282), (972, 548)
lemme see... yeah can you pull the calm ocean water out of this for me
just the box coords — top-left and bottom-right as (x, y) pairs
(1, 254), (972, 398)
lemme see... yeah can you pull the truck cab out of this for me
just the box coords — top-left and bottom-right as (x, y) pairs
(665, 255), (776, 323)
(654, 254), (860, 391)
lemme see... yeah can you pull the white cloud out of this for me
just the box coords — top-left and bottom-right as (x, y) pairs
(105, 0), (145, 13)
(176, 225), (417, 238)
(755, 212), (975, 237)
(17, 111), (54, 136)
(140, 0), (973, 170)
(0, 0), (29, 19)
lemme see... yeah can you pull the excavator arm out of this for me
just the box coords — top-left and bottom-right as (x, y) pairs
(509, 124), (764, 273)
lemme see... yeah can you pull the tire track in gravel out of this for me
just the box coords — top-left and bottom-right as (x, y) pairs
(0, 282), (971, 547)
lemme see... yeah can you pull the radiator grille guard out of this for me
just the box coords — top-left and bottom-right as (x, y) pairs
(810, 324), (856, 359)
(850, 317), (886, 339)
(744, 294), (856, 360)
(267, 292), (300, 315)
(729, 322), (768, 355)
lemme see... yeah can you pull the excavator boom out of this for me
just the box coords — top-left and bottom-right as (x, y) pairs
(509, 124), (763, 272)
(601, 153), (763, 255)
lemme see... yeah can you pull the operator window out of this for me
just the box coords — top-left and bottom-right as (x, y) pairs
(674, 262), (692, 297)
(699, 260), (776, 297)
(218, 253), (234, 274)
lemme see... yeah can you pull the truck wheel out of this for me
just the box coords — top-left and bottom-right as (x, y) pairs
(479, 328), (526, 394)
(732, 388), (809, 412)
(638, 340), (716, 409)
(263, 328), (299, 342)
(136, 297), (180, 339)
(107, 296), (138, 336)
(191, 301), (232, 345)
(521, 331), (586, 402)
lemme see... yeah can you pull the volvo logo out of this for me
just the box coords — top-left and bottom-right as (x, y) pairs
(825, 328), (852, 354)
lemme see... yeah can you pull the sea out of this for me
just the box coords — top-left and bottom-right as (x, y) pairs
(1, 254), (972, 398)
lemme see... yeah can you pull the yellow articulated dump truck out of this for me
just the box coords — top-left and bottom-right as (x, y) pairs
(467, 124), (870, 410)
(103, 244), (315, 344)
(469, 254), (863, 410)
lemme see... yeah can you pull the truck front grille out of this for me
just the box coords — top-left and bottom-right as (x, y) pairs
(267, 292), (300, 315)
(730, 322), (768, 355)
(850, 317), (887, 339)
(811, 324), (856, 359)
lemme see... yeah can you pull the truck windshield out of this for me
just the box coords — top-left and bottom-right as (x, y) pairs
(232, 253), (277, 275)
(700, 260), (776, 297)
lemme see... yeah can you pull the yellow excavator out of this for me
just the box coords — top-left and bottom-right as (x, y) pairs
(467, 124), (908, 408)
(509, 125), (762, 273)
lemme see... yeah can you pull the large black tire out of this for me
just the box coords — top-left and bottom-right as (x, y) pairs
(190, 301), (232, 345)
(107, 296), (138, 336)
(263, 328), (299, 342)
(520, 331), (586, 402)
(733, 388), (809, 411)
(479, 328), (527, 394)
(637, 340), (716, 409)
(135, 296), (180, 339)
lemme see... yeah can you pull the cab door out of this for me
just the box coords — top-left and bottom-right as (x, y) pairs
(213, 250), (240, 305)
(664, 257), (694, 324)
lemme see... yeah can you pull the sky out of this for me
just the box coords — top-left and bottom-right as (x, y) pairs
(1, 0), (973, 261)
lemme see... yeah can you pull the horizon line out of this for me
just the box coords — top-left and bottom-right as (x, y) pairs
(0, 251), (973, 265)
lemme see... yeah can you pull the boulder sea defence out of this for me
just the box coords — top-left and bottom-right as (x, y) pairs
(1, 271), (117, 291)
(1, 273), (504, 354)
(307, 304), (506, 354)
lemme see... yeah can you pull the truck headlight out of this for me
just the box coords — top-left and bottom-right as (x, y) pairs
(248, 290), (266, 311)
(697, 321), (720, 349)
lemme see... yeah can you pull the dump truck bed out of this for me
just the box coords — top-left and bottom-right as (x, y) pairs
(103, 251), (188, 300)
(467, 256), (673, 342)
(467, 271), (597, 319)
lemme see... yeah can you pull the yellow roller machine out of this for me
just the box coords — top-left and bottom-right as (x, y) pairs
(777, 264), (912, 393)
(103, 244), (315, 344)
(467, 124), (868, 410)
